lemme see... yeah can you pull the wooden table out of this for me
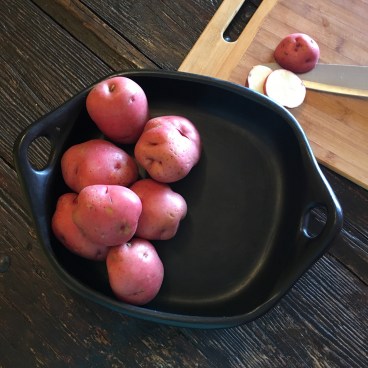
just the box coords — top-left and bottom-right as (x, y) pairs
(1, 1), (367, 367)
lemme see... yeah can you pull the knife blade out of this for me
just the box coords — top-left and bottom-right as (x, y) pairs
(264, 63), (368, 97)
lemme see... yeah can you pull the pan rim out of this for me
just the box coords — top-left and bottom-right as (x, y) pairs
(13, 70), (343, 328)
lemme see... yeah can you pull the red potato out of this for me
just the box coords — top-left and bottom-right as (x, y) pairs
(106, 238), (164, 305)
(52, 193), (109, 260)
(86, 76), (149, 144)
(264, 69), (306, 108)
(274, 33), (320, 73)
(61, 139), (138, 193)
(130, 179), (187, 240)
(246, 65), (273, 94)
(73, 185), (142, 246)
(134, 115), (201, 183)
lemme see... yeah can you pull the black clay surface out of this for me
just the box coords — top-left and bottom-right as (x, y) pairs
(13, 71), (343, 328)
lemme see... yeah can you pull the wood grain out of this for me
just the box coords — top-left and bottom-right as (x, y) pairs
(180, 0), (368, 189)
(32, 0), (156, 71)
(0, 0), (113, 164)
(181, 256), (368, 368)
(0, 1), (367, 367)
(81, 0), (222, 71)
(179, 0), (278, 79)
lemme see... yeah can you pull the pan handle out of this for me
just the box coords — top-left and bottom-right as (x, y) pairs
(299, 171), (343, 258)
(13, 120), (64, 220)
(13, 95), (84, 222)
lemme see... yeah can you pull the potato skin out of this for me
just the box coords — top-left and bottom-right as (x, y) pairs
(106, 238), (164, 305)
(52, 193), (109, 260)
(86, 76), (149, 144)
(134, 115), (201, 183)
(61, 139), (138, 193)
(274, 33), (320, 73)
(73, 185), (142, 246)
(130, 179), (187, 240)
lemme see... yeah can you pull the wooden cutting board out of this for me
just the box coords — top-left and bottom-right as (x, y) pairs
(179, 0), (368, 190)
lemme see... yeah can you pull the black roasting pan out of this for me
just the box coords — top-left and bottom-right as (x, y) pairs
(13, 71), (343, 328)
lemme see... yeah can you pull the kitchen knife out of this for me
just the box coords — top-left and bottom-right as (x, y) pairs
(264, 63), (368, 97)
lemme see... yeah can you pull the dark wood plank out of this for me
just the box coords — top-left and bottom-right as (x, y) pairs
(80, 0), (223, 70)
(322, 168), (368, 284)
(181, 256), (368, 368)
(33, 0), (262, 68)
(0, 0), (113, 166)
(31, 0), (156, 71)
(1, 0), (367, 367)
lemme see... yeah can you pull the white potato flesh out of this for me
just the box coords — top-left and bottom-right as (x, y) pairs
(246, 65), (273, 94)
(264, 69), (306, 108)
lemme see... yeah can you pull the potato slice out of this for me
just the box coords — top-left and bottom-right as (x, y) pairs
(246, 65), (273, 94)
(264, 69), (306, 108)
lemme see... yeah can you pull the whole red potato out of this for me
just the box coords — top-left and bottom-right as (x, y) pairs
(73, 185), (142, 246)
(52, 193), (109, 260)
(134, 115), (201, 183)
(130, 179), (187, 240)
(274, 33), (320, 73)
(61, 139), (138, 193)
(86, 76), (149, 144)
(106, 238), (164, 305)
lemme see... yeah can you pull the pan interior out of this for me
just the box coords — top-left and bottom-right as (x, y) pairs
(47, 74), (308, 318)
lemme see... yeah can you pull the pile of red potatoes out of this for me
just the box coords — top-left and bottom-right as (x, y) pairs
(52, 33), (319, 306)
(52, 76), (201, 305)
